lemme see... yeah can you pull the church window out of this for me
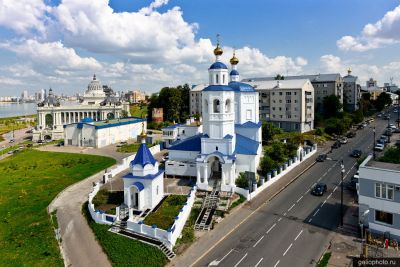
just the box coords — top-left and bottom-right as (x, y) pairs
(225, 99), (231, 112)
(156, 185), (159, 195)
(216, 74), (219, 84)
(246, 109), (252, 120)
(216, 146), (218, 151)
(213, 99), (220, 113)
(223, 75), (225, 84)
(279, 92), (283, 95)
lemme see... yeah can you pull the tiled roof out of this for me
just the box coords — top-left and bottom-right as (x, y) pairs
(168, 134), (204, 151)
(130, 143), (156, 167)
(235, 134), (260, 155)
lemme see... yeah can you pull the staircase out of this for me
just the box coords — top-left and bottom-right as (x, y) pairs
(159, 243), (176, 259)
(194, 190), (219, 231)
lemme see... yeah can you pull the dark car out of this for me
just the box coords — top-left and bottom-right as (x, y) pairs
(331, 141), (341, 149)
(26, 143), (33, 147)
(384, 129), (393, 136)
(312, 183), (327, 196)
(347, 180), (358, 192)
(346, 131), (356, 138)
(351, 149), (362, 158)
(37, 140), (43, 144)
(316, 154), (328, 162)
(357, 124), (364, 130)
(56, 141), (65, 147)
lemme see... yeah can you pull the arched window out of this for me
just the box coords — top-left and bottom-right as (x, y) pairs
(216, 74), (219, 84)
(225, 99), (231, 113)
(213, 99), (220, 113)
(223, 75), (225, 84)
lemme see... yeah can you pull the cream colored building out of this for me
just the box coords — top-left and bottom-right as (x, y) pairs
(246, 79), (314, 133)
(189, 84), (206, 116)
(32, 75), (130, 141)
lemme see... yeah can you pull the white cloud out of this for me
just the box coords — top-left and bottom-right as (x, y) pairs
(320, 54), (342, 72)
(337, 5), (400, 51)
(0, 0), (50, 36)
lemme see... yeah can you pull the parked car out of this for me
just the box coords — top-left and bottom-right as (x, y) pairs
(311, 183), (327, 196)
(331, 141), (341, 149)
(347, 180), (358, 192)
(374, 143), (384, 151)
(37, 140), (43, 144)
(377, 139), (385, 145)
(116, 141), (127, 147)
(56, 141), (64, 147)
(9, 139), (14, 143)
(380, 135), (389, 143)
(384, 115), (391, 120)
(357, 124), (364, 130)
(346, 131), (356, 138)
(393, 128), (400, 133)
(316, 154), (328, 162)
(26, 143), (33, 147)
(351, 149), (362, 158)
(384, 129), (393, 136)
(388, 124), (396, 129)
(339, 137), (348, 144)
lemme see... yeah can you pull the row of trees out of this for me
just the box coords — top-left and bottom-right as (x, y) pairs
(147, 84), (190, 123)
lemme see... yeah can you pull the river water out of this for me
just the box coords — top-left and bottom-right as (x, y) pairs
(0, 102), (37, 118)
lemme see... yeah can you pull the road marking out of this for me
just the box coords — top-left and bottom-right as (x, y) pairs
(321, 200), (327, 207)
(328, 167), (332, 172)
(312, 183), (317, 188)
(283, 212), (287, 216)
(255, 258), (263, 267)
(296, 196), (303, 203)
(308, 218), (312, 223)
(219, 249), (233, 264)
(313, 209), (320, 217)
(267, 223), (276, 234)
(278, 217), (282, 222)
(333, 186), (338, 192)
(295, 229), (303, 241)
(317, 177), (322, 181)
(253, 235), (264, 248)
(234, 253), (247, 267)
(283, 243), (293, 256)
(288, 204), (295, 212)
(327, 193), (332, 199)
(274, 260), (280, 267)
(305, 188), (310, 194)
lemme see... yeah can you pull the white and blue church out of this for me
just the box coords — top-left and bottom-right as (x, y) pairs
(165, 41), (262, 192)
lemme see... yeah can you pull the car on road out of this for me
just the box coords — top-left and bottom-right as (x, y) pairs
(37, 140), (43, 144)
(396, 119), (400, 123)
(9, 139), (14, 143)
(339, 137), (348, 144)
(380, 135), (389, 143)
(384, 115), (391, 120)
(374, 143), (384, 151)
(357, 124), (364, 130)
(116, 141), (128, 147)
(56, 141), (65, 147)
(311, 183), (327, 196)
(393, 128), (400, 133)
(316, 154), (328, 162)
(351, 149), (362, 158)
(388, 124), (396, 129)
(331, 141), (341, 149)
(384, 129), (393, 136)
(346, 131), (356, 138)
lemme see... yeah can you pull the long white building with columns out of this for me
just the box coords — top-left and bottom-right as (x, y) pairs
(33, 75), (130, 141)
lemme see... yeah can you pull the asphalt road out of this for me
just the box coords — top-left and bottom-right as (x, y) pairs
(196, 115), (393, 267)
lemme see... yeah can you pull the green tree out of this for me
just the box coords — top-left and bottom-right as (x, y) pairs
(274, 74), (285, 80)
(235, 172), (249, 188)
(322, 95), (342, 118)
(261, 121), (282, 144)
(259, 155), (278, 176)
(121, 110), (129, 118)
(374, 92), (392, 111)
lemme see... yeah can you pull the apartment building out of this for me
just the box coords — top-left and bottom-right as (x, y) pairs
(189, 84), (206, 116)
(343, 68), (361, 112)
(359, 155), (400, 240)
(245, 79), (314, 133)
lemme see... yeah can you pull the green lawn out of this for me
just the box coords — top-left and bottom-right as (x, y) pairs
(83, 202), (168, 267)
(129, 104), (148, 117)
(144, 195), (187, 230)
(92, 189), (124, 214)
(0, 149), (116, 266)
(174, 207), (200, 254)
(117, 143), (151, 153)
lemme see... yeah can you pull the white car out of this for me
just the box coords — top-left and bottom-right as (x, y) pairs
(374, 143), (384, 151)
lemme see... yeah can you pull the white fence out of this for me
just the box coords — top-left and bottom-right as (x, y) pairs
(235, 145), (317, 200)
(126, 187), (197, 250)
(88, 182), (117, 224)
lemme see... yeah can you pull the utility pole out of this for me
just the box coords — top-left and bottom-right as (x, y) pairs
(340, 160), (345, 227)
(373, 127), (376, 159)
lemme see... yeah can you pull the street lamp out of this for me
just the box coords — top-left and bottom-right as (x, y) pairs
(340, 160), (345, 227)
(360, 209), (370, 258)
(373, 127), (376, 160)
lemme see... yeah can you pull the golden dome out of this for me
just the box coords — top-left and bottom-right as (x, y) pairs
(214, 44), (223, 56)
(347, 67), (352, 75)
(230, 51), (239, 65)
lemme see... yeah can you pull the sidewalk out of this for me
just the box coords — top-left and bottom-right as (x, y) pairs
(168, 146), (325, 267)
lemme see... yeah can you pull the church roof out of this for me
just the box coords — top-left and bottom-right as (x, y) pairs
(131, 143), (156, 167)
(343, 75), (358, 83)
(235, 121), (262, 128)
(230, 69), (239, 76)
(235, 134), (260, 155)
(133, 182), (145, 191)
(209, 62), (228, 70)
(169, 134), (205, 151)
(203, 85), (234, 92)
(228, 81), (256, 92)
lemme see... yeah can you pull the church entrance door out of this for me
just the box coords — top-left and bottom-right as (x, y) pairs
(130, 187), (139, 209)
(209, 156), (222, 190)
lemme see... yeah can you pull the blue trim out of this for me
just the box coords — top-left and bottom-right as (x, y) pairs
(162, 123), (183, 130)
(81, 117), (93, 123)
(123, 169), (164, 180)
(230, 69), (239, 76)
(235, 121), (262, 128)
(66, 117), (146, 130)
(209, 61), (228, 70)
(228, 81), (256, 92)
(203, 85), (234, 92)
(132, 181), (145, 191)
(223, 134), (233, 139)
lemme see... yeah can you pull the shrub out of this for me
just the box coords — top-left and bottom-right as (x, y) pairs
(235, 172), (248, 189)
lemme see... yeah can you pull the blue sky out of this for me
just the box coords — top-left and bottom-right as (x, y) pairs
(0, 0), (399, 96)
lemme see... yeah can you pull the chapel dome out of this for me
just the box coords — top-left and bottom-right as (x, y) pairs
(87, 74), (102, 91)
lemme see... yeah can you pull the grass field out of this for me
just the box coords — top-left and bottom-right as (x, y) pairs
(0, 115), (36, 142)
(116, 143), (151, 153)
(0, 149), (116, 266)
(83, 201), (168, 267)
(144, 195), (187, 230)
(129, 104), (148, 118)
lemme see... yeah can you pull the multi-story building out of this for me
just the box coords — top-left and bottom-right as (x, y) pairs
(126, 90), (146, 104)
(189, 84), (206, 115)
(245, 79), (314, 133)
(343, 68), (361, 112)
(359, 155), (400, 240)
(243, 73), (343, 113)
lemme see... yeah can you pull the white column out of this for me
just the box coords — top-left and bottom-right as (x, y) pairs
(221, 165), (226, 185)
(203, 165), (208, 185)
(196, 165), (201, 184)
